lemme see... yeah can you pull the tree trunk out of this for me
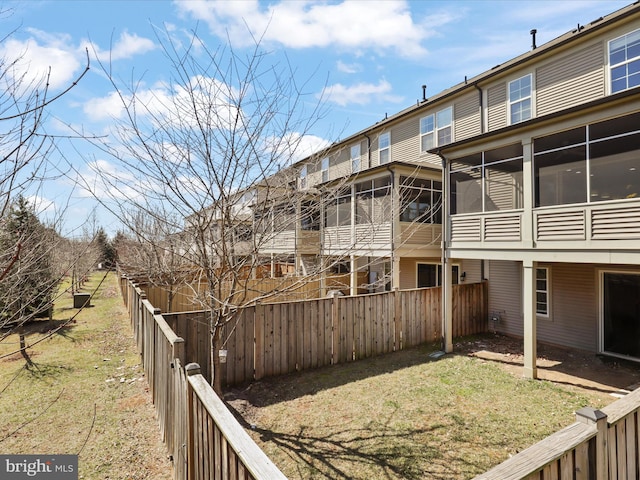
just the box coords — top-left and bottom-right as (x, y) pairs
(211, 325), (223, 395)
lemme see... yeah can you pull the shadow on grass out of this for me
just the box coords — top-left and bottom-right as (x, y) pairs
(226, 402), (483, 480)
(9, 319), (78, 339)
(225, 342), (445, 408)
(24, 362), (72, 380)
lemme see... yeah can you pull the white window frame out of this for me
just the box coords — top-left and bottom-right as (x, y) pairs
(299, 165), (308, 190)
(608, 28), (640, 94)
(535, 266), (550, 318)
(420, 106), (452, 153)
(508, 74), (532, 125)
(321, 157), (329, 183)
(379, 132), (390, 165)
(351, 143), (361, 173)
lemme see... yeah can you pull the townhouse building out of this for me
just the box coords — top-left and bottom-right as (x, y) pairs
(430, 2), (640, 378)
(264, 2), (640, 378)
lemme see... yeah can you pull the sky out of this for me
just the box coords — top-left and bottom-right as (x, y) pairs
(0, 0), (633, 237)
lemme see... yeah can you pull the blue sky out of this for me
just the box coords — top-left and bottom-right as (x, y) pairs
(1, 0), (632, 236)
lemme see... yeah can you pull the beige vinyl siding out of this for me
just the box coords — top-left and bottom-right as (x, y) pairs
(536, 42), (605, 116)
(536, 263), (597, 352)
(399, 258), (418, 290)
(461, 259), (483, 283)
(330, 148), (351, 181)
(389, 117), (419, 164)
(487, 260), (522, 336)
(487, 83), (507, 131)
(454, 91), (481, 141)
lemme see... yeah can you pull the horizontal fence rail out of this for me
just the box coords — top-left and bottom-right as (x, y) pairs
(474, 386), (640, 480)
(162, 282), (488, 387)
(119, 274), (287, 480)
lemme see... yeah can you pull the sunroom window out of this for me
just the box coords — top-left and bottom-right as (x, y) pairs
(450, 144), (523, 215)
(534, 112), (640, 207)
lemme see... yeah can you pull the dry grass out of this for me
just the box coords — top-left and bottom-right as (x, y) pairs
(226, 341), (615, 480)
(0, 272), (172, 480)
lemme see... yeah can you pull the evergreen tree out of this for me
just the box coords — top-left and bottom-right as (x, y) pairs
(0, 196), (56, 326)
(95, 227), (116, 270)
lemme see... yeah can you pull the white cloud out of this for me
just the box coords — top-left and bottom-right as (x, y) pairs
(0, 34), (83, 91)
(92, 31), (156, 62)
(175, 0), (454, 58)
(336, 60), (361, 74)
(320, 79), (402, 107)
(25, 195), (56, 216)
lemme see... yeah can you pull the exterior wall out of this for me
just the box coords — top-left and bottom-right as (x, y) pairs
(398, 257), (441, 290)
(487, 260), (522, 337)
(537, 263), (598, 352)
(536, 42), (604, 115)
(454, 90), (481, 141)
(460, 259), (483, 283)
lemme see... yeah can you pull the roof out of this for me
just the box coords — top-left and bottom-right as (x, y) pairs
(293, 1), (640, 168)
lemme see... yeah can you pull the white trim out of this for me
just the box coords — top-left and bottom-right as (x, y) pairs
(535, 266), (550, 319)
(507, 73), (533, 125)
(598, 268), (640, 361)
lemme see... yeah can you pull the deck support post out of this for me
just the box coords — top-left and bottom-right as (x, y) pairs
(523, 259), (537, 379)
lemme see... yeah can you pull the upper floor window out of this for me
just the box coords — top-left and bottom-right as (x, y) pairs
(420, 107), (452, 152)
(351, 144), (361, 173)
(379, 132), (390, 164)
(299, 165), (308, 189)
(609, 28), (640, 93)
(508, 74), (532, 124)
(321, 157), (329, 183)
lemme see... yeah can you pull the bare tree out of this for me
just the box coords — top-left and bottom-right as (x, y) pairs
(0, 11), (90, 338)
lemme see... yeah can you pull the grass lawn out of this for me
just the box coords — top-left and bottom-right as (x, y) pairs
(226, 341), (613, 480)
(0, 272), (172, 480)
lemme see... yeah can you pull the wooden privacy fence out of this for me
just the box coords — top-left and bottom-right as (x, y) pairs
(119, 276), (287, 480)
(163, 282), (488, 387)
(474, 386), (640, 480)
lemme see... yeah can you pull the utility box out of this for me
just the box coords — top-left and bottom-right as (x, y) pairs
(73, 293), (91, 309)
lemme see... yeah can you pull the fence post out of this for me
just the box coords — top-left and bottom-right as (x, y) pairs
(185, 363), (201, 480)
(576, 407), (608, 479)
(394, 288), (402, 351)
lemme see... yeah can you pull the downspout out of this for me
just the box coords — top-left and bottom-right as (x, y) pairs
(386, 165), (396, 290)
(364, 133), (372, 169)
(474, 82), (486, 280)
(435, 149), (452, 353)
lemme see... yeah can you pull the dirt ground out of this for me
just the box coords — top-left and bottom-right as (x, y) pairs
(455, 333), (640, 402)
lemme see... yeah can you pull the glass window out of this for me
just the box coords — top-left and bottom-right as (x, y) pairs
(450, 143), (523, 214)
(533, 112), (640, 207)
(299, 165), (307, 189)
(420, 106), (452, 152)
(536, 267), (549, 316)
(590, 132), (640, 202)
(321, 157), (329, 183)
(535, 146), (587, 207)
(355, 176), (391, 224)
(379, 132), (390, 165)
(300, 201), (320, 231)
(351, 144), (361, 173)
(400, 177), (442, 223)
(337, 193), (351, 226)
(609, 28), (640, 93)
(509, 74), (532, 124)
